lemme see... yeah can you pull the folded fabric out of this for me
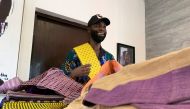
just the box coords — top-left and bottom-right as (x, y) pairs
(134, 104), (190, 109)
(65, 61), (122, 109)
(2, 101), (66, 109)
(64, 47), (190, 109)
(95, 105), (137, 109)
(81, 60), (123, 94)
(21, 68), (49, 86)
(0, 77), (22, 93)
(96, 104), (190, 109)
(91, 47), (190, 91)
(82, 47), (190, 108)
(5, 90), (65, 102)
(84, 65), (190, 106)
(74, 43), (101, 79)
(21, 68), (83, 103)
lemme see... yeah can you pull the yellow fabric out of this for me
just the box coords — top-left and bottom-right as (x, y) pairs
(3, 101), (66, 109)
(74, 43), (101, 79)
(65, 47), (190, 109)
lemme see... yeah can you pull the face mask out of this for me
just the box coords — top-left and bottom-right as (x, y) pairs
(90, 30), (106, 43)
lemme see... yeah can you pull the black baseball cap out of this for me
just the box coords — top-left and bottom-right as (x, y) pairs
(88, 14), (110, 27)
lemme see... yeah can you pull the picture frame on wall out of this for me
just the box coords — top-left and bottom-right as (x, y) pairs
(117, 43), (135, 66)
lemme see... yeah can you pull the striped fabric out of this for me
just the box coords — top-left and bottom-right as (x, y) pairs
(5, 91), (64, 102)
(2, 101), (66, 109)
(0, 77), (22, 93)
(66, 47), (190, 109)
(21, 70), (48, 86)
(84, 65), (190, 106)
(37, 68), (83, 103)
(82, 47), (190, 108)
(21, 68), (83, 103)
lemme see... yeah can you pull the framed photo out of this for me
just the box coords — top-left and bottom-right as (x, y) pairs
(117, 43), (135, 66)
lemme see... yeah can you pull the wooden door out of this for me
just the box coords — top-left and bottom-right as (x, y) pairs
(30, 12), (89, 79)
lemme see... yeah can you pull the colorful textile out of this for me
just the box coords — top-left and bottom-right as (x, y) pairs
(96, 104), (190, 109)
(0, 77), (22, 93)
(74, 43), (101, 79)
(81, 60), (123, 94)
(60, 43), (114, 84)
(91, 47), (190, 91)
(65, 47), (190, 109)
(84, 65), (190, 106)
(21, 68), (83, 103)
(85, 48), (190, 109)
(2, 101), (66, 109)
(65, 60), (122, 109)
(134, 104), (190, 109)
(5, 91), (64, 101)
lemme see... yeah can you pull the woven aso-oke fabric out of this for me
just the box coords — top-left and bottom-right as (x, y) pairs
(84, 65), (190, 107)
(6, 90), (65, 101)
(2, 102), (66, 109)
(91, 47), (190, 91)
(65, 92), (136, 109)
(35, 68), (83, 103)
(133, 104), (190, 109)
(95, 104), (190, 109)
(21, 68), (83, 103)
(74, 43), (101, 79)
(21, 70), (48, 86)
(0, 77), (22, 93)
(66, 47), (190, 109)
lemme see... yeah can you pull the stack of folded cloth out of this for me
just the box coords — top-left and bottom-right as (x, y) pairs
(21, 68), (83, 104)
(0, 77), (22, 94)
(5, 90), (65, 102)
(66, 47), (190, 109)
(2, 90), (66, 109)
(0, 68), (84, 109)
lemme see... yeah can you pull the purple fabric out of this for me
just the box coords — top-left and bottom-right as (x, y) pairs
(0, 77), (23, 93)
(134, 104), (190, 109)
(36, 68), (83, 103)
(84, 65), (190, 108)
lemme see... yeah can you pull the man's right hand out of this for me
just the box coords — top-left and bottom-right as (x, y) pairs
(70, 64), (91, 78)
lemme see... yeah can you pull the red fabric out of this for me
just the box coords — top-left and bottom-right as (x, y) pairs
(21, 68), (83, 103)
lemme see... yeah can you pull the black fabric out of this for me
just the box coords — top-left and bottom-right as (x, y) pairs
(0, 79), (4, 86)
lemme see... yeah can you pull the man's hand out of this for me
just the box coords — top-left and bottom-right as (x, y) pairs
(70, 64), (91, 78)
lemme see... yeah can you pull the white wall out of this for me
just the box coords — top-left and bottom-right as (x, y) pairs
(0, 0), (24, 81)
(17, 0), (145, 81)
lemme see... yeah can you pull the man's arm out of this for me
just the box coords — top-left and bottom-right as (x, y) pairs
(60, 50), (91, 79)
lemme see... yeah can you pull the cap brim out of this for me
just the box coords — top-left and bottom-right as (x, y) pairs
(99, 18), (110, 26)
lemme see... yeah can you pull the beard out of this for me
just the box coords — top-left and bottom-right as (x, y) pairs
(90, 30), (106, 43)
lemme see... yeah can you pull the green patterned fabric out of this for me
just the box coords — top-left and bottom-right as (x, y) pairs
(60, 46), (114, 84)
